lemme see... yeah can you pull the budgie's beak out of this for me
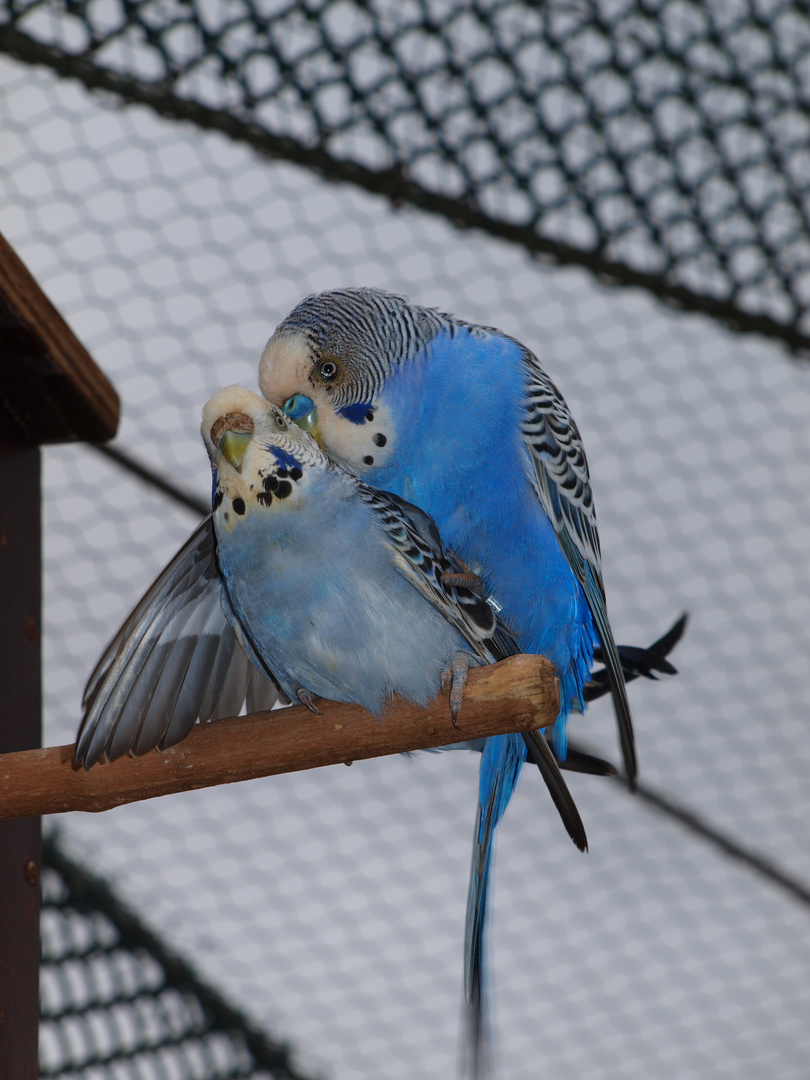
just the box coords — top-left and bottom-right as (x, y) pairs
(218, 429), (253, 471)
(283, 394), (322, 445)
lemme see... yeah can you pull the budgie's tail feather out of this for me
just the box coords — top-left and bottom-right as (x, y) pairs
(463, 731), (576, 1077)
(559, 742), (618, 776)
(463, 793), (498, 1079)
(462, 962), (496, 1080)
(522, 730), (587, 852)
(584, 612), (687, 703)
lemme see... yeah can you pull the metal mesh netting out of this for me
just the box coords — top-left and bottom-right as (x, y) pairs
(40, 837), (306, 1079)
(0, 2), (809, 1078)
(1, 0), (810, 349)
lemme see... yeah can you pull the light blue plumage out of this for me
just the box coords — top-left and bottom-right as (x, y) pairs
(258, 289), (637, 1074)
(78, 385), (521, 747)
(202, 387), (519, 718)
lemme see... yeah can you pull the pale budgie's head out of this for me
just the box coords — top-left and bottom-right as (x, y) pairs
(201, 385), (327, 526)
(258, 288), (446, 474)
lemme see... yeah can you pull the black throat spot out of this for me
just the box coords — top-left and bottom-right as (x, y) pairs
(258, 467), (299, 505)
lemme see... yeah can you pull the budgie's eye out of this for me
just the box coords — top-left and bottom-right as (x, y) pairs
(274, 412), (288, 430)
(316, 357), (341, 383)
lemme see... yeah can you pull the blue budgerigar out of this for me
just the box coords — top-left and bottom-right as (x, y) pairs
(258, 290), (632, 766)
(257, 288), (649, 1069)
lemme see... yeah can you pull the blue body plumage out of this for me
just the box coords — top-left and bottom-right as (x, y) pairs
(366, 326), (599, 743)
(213, 412), (485, 713)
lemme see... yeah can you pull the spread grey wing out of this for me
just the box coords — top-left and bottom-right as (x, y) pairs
(521, 350), (637, 784)
(76, 516), (282, 768)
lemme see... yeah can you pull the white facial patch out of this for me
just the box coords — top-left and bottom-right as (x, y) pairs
(258, 329), (396, 476)
(259, 331), (313, 406)
(317, 398), (396, 474)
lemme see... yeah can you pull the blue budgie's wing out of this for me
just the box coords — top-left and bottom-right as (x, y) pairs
(358, 483), (513, 661)
(77, 517), (283, 768)
(370, 484), (589, 847)
(520, 351), (637, 785)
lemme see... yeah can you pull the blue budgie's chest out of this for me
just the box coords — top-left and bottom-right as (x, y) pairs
(373, 331), (526, 551)
(370, 328), (593, 674)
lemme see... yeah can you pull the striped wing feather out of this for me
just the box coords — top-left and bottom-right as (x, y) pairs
(358, 485), (513, 661)
(520, 351), (637, 783)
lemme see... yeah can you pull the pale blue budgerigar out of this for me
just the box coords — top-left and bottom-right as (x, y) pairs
(78, 385), (586, 836)
(257, 288), (672, 1070)
(77, 384), (591, 1072)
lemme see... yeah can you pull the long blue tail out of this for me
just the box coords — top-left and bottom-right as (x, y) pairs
(463, 733), (527, 1078)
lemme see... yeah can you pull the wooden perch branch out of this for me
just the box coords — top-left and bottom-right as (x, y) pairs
(0, 654), (558, 822)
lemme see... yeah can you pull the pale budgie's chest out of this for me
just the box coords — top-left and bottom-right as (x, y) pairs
(213, 472), (474, 714)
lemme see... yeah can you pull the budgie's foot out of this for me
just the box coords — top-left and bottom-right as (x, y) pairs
(441, 551), (484, 595)
(440, 651), (478, 730)
(440, 570), (483, 593)
(296, 687), (323, 715)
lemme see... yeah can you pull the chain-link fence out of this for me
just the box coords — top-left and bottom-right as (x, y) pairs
(1, 2), (810, 1077)
(41, 834), (308, 1079)
(2, 0), (810, 349)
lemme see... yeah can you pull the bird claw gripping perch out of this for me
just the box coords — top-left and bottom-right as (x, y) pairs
(296, 687), (323, 715)
(441, 651), (478, 730)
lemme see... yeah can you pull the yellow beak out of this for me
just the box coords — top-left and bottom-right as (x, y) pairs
(218, 429), (253, 471)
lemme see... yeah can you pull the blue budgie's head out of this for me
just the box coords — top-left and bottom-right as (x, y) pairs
(201, 385), (327, 528)
(259, 288), (447, 474)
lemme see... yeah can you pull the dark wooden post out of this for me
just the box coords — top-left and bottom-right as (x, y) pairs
(0, 233), (119, 1077)
(0, 443), (42, 1078)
